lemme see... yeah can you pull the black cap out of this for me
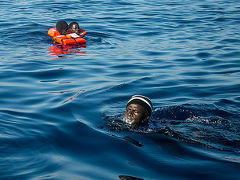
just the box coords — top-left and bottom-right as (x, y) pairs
(127, 95), (152, 116)
(69, 22), (79, 28)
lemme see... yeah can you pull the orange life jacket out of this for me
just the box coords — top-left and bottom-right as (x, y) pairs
(48, 28), (86, 45)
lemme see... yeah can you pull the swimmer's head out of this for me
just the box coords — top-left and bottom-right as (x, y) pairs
(124, 95), (152, 126)
(69, 22), (80, 34)
(56, 20), (68, 35)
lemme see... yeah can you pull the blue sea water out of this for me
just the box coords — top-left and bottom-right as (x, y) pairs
(0, 0), (240, 179)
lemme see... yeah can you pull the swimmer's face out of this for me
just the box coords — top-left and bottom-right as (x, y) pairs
(124, 104), (148, 125)
(71, 24), (79, 33)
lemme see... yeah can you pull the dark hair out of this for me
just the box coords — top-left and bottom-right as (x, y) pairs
(56, 20), (68, 35)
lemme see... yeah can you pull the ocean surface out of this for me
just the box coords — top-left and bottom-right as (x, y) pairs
(0, 0), (240, 179)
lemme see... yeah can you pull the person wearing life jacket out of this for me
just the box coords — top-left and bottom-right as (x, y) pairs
(124, 95), (152, 126)
(56, 20), (69, 35)
(68, 22), (87, 38)
(48, 21), (87, 45)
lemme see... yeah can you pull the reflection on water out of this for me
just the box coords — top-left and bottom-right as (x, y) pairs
(0, 0), (240, 179)
(48, 44), (86, 57)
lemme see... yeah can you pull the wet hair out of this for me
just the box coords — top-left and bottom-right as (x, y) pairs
(127, 95), (152, 116)
(56, 20), (68, 35)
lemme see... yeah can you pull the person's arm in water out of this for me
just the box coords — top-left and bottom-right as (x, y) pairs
(79, 28), (87, 38)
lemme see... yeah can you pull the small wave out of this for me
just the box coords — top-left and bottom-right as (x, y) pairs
(103, 104), (240, 153)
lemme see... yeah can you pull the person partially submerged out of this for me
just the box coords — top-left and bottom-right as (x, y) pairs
(56, 20), (69, 35)
(124, 95), (152, 126)
(68, 22), (87, 38)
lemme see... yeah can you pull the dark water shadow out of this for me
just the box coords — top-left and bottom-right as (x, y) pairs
(103, 104), (240, 154)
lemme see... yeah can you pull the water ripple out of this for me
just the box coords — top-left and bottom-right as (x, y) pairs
(0, 0), (240, 179)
